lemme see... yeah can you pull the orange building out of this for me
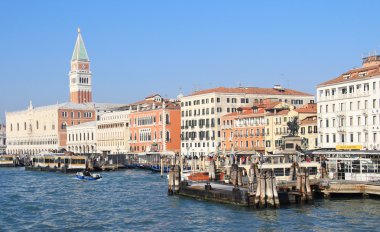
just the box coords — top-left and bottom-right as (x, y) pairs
(221, 106), (266, 154)
(128, 95), (181, 153)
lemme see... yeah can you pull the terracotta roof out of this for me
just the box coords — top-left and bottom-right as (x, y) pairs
(222, 107), (265, 119)
(221, 112), (239, 118)
(253, 101), (282, 109)
(294, 103), (317, 114)
(265, 109), (289, 116)
(188, 87), (312, 97)
(300, 116), (317, 125)
(318, 64), (380, 87)
(145, 94), (161, 99)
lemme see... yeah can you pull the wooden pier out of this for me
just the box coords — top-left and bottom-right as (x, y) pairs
(168, 161), (380, 209)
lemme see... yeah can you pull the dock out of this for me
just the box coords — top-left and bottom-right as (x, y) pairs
(168, 162), (380, 209)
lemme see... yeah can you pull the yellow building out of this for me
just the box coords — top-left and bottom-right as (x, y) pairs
(265, 103), (317, 154)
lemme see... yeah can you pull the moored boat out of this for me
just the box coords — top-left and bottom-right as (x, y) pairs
(0, 155), (19, 167)
(26, 153), (88, 173)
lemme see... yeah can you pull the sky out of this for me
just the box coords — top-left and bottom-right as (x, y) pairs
(1, 0), (380, 122)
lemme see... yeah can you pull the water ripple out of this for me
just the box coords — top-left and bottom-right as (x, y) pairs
(0, 167), (379, 231)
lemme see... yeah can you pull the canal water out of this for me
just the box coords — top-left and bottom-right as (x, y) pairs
(0, 168), (378, 231)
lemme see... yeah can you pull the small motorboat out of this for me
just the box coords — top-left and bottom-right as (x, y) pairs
(76, 171), (102, 180)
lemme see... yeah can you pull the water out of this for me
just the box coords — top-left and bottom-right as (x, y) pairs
(0, 168), (379, 231)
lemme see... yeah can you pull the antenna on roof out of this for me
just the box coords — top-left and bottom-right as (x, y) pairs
(237, 82), (242, 88)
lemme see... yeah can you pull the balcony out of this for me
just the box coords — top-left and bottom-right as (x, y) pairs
(336, 111), (346, 117)
(337, 127), (346, 133)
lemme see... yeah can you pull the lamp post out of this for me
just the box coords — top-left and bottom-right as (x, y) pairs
(180, 151), (183, 175)
(185, 146), (190, 173)
(191, 148), (195, 174)
(200, 149), (204, 171)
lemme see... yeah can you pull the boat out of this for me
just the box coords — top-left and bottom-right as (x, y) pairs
(311, 150), (380, 181)
(0, 155), (19, 167)
(76, 171), (102, 180)
(26, 153), (88, 173)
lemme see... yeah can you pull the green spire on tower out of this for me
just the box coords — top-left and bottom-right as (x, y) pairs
(71, 28), (89, 61)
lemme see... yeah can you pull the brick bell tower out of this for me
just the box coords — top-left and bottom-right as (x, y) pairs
(69, 28), (92, 104)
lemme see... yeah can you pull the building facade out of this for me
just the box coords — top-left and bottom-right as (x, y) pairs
(221, 106), (266, 155)
(180, 86), (314, 157)
(0, 124), (5, 154)
(6, 102), (95, 155)
(317, 55), (380, 150)
(96, 110), (131, 154)
(299, 116), (318, 150)
(265, 103), (317, 153)
(128, 94), (181, 154)
(67, 121), (97, 154)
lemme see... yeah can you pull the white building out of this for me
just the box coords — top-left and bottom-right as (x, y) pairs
(96, 110), (131, 154)
(180, 86), (314, 157)
(317, 55), (380, 150)
(67, 121), (97, 154)
(6, 102), (96, 155)
(0, 124), (5, 154)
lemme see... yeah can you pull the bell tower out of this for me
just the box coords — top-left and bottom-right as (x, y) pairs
(69, 28), (92, 104)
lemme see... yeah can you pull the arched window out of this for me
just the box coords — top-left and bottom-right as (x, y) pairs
(61, 122), (67, 130)
(24, 122), (26, 130)
(10, 124), (13, 131)
(36, 121), (39, 130)
(166, 131), (170, 142)
(17, 123), (20, 131)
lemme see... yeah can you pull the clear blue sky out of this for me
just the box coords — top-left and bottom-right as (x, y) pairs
(1, 0), (380, 122)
